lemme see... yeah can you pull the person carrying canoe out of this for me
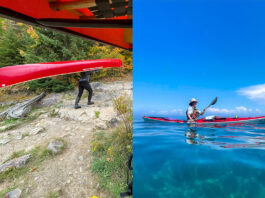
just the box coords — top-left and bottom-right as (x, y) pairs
(186, 98), (206, 122)
(74, 71), (97, 109)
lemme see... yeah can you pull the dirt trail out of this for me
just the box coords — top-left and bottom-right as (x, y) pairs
(0, 81), (132, 198)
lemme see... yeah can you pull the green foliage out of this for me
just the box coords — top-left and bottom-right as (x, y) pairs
(49, 109), (59, 117)
(0, 104), (12, 112)
(94, 111), (100, 119)
(0, 21), (26, 68)
(22, 132), (29, 139)
(26, 78), (74, 93)
(2, 118), (18, 125)
(0, 114), (39, 132)
(0, 18), (132, 94)
(22, 27), (94, 63)
(91, 95), (132, 198)
(7, 150), (26, 162)
(46, 191), (60, 198)
(113, 95), (133, 134)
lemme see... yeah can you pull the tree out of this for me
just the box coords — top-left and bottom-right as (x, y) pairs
(0, 18), (132, 93)
(0, 21), (26, 67)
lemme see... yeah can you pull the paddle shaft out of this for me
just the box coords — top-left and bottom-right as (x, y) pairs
(203, 97), (218, 113)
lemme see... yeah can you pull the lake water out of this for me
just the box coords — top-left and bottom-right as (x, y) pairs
(133, 116), (265, 198)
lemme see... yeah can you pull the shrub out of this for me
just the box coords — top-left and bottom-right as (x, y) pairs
(26, 78), (74, 93)
(90, 95), (132, 198)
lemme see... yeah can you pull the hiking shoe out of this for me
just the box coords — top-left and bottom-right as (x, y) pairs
(74, 105), (81, 109)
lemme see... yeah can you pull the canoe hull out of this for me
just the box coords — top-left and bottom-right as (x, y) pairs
(0, 59), (122, 87)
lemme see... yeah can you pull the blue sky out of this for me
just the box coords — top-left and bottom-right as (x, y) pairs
(134, 0), (265, 117)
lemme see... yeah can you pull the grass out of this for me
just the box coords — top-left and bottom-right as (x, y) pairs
(46, 191), (60, 198)
(54, 101), (64, 108)
(22, 132), (29, 139)
(0, 113), (40, 132)
(0, 104), (13, 113)
(49, 109), (59, 117)
(94, 111), (100, 119)
(6, 150), (26, 161)
(62, 92), (76, 100)
(0, 90), (35, 104)
(90, 95), (132, 198)
(0, 185), (16, 197)
(0, 139), (66, 184)
(1, 118), (18, 125)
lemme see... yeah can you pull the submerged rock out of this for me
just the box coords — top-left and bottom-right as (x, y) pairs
(0, 154), (32, 173)
(5, 188), (22, 198)
(47, 139), (64, 154)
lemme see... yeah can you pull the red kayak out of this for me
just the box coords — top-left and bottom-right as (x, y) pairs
(143, 116), (265, 124)
(0, 59), (122, 87)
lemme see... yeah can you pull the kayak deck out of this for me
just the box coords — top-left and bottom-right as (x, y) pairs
(143, 116), (265, 124)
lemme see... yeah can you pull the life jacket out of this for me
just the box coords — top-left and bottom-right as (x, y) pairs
(186, 108), (200, 120)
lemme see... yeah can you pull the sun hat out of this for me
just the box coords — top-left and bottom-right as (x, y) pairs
(189, 98), (198, 105)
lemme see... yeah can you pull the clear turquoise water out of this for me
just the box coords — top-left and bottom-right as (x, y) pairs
(133, 117), (265, 198)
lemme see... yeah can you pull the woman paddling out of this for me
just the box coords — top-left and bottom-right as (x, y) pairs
(186, 98), (206, 122)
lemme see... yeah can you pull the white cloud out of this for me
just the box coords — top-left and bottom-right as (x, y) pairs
(256, 108), (261, 112)
(158, 110), (168, 115)
(235, 106), (247, 112)
(238, 83), (265, 102)
(208, 107), (232, 114)
(208, 106), (253, 114)
(150, 109), (184, 115)
(171, 109), (183, 113)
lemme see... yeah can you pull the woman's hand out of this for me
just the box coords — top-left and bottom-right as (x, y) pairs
(188, 119), (195, 123)
(201, 108), (206, 115)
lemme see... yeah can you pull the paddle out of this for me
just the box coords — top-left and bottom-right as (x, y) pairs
(203, 97), (218, 112)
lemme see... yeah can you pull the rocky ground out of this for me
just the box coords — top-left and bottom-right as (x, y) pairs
(0, 81), (132, 198)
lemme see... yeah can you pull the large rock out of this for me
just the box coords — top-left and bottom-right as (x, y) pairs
(47, 139), (64, 154)
(95, 121), (108, 130)
(0, 138), (10, 145)
(93, 93), (112, 102)
(91, 82), (104, 92)
(38, 93), (62, 108)
(108, 117), (121, 128)
(0, 93), (45, 119)
(5, 188), (22, 198)
(0, 154), (32, 173)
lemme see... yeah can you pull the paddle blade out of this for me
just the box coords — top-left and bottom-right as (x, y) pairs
(210, 97), (218, 106)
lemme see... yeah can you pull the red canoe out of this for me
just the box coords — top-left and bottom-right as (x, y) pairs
(0, 59), (122, 87)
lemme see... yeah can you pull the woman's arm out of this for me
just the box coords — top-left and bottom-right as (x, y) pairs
(187, 114), (194, 122)
(200, 108), (206, 115)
